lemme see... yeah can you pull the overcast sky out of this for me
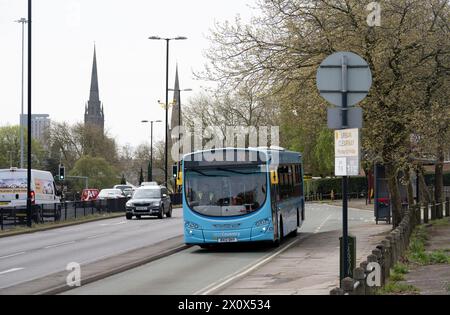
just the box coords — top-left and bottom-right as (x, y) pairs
(0, 0), (256, 148)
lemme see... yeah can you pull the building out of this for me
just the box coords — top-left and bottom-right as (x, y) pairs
(20, 114), (50, 145)
(170, 65), (181, 134)
(84, 46), (104, 133)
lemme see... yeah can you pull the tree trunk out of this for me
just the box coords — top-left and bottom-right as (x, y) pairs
(386, 163), (402, 227)
(435, 144), (444, 216)
(418, 167), (432, 204)
(406, 169), (415, 208)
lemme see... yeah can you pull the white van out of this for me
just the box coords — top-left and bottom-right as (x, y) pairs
(0, 168), (60, 210)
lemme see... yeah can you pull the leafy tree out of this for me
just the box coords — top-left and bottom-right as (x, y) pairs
(200, 0), (450, 226)
(0, 125), (46, 170)
(139, 167), (144, 186)
(69, 155), (118, 191)
(48, 122), (119, 172)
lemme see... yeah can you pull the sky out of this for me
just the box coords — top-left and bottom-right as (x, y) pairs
(0, 0), (257, 148)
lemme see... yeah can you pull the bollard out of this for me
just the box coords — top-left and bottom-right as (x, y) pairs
(391, 231), (400, 263)
(330, 287), (344, 295)
(424, 202), (429, 223)
(437, 201), (443, 219)
(381, 239), (391, 280)
(385, 235), (395, 266)
(445, 197), (450, 217)
(353, 267), (366, 295)
(341, 277), (354, 295)
(431, 201), (437, 220)
(372, 248), (383, 285)
(375, 244), (386, 286)
(366, 254), (379, 295)
(415, 205), (421, 225)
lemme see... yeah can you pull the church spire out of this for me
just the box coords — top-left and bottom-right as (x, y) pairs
(84, 44), (104, 134)
(89, 44), (99, 102)
(171, 64), (181, 131)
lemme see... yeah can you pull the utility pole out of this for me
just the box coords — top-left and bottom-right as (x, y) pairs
(26, 0), (32, 228)
(15, 18), (28, 169)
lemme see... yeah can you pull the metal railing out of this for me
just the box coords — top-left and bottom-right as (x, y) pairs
(0, 198), (127, 230)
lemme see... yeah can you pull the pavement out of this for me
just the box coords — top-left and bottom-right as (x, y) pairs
(0, 208), (183, 290)
(63, 202), (390, 295)
(401, 217), (450, 295)
(217, 202), (391, 295)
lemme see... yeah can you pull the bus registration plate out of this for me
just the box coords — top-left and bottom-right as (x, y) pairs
(218, 237), (238, 243)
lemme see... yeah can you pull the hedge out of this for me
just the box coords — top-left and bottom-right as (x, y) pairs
(304, 176), (368, 196)
(424, 173), (450, 186)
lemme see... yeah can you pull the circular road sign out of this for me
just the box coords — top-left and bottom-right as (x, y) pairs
(316, 51), (372, 107)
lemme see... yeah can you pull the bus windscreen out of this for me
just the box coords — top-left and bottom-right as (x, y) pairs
(184, 166), (267, 217)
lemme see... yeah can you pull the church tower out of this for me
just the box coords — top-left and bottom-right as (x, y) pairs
(84, 45), (104, 133)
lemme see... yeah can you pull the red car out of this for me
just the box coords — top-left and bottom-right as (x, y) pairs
(81, 189), (100, 201)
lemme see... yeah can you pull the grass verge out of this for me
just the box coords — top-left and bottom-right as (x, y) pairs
(0, 212), (125, 238)
(406, 223), (450, 265)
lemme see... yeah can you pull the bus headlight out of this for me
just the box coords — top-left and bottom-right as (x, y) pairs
(185, 221), (201, 229)
(255, 218), (270, 227)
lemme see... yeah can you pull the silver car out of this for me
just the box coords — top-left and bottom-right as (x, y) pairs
(125, 186), (172, 220)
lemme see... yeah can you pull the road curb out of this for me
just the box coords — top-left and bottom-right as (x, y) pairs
(0, 212), (126, 239)
(0, 235), (189, 295)
(195, 234), (312, 295)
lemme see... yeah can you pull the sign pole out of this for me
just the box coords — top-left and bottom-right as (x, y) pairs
(341, 55), (350, 279)
(317, 51), (372, 284)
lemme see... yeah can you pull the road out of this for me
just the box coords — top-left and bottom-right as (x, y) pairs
(0, 208), (183, 290)
(64, 203), (375, 295)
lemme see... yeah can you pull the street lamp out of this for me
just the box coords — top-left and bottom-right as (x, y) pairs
(141, 119), (162, 182)
(148, 35), (187, 186)
(15, 18), (28, 169)
(26, 0), (32, 228)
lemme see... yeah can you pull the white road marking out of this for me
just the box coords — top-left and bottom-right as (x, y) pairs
(314, 214), (333, 234)
(194, 236), (307, 295)
(0, 252), (26, 260)
(0, 268), (24, 276)
(99, 221), (127, 226)
(44, 241), (76, 249)
(86, 233), (109, 239)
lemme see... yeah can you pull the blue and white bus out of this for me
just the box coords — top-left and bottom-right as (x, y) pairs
(181, 147), (305, 247)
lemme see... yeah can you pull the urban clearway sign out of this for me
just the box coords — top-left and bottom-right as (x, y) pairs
(335, 128), (360, 176)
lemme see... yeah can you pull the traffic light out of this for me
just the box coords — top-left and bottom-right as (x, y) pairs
(59, 164), (65, 180)
(172, 163), (178, 178)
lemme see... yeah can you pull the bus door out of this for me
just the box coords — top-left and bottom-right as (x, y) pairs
(270, 170), (280, 239)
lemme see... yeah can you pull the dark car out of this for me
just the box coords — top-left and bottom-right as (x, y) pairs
(125, 185), (172, 220)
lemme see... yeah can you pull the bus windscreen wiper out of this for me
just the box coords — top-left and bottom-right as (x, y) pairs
(188, 169), (222, 177)
(216, 167), (262, 175)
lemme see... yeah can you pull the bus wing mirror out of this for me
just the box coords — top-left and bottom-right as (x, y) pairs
(270, 170), (279, 185)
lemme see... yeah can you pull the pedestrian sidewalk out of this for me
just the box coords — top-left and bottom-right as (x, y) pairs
(218, 206), (390, 295)
(400, 217), (450, 295)
(322, 199), (374, 211)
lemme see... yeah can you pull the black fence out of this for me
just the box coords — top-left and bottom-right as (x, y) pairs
(0, 198), (127, 231)
(305, 191), (367, 202)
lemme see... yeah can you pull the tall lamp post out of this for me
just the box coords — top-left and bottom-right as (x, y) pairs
(26, 0), (32, 228)
(141, 120), (162, 182)
(148, 36), (187, 186)
(15, 18), (28, 169)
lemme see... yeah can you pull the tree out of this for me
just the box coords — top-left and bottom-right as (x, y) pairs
(139, 167), (144, 186)
(201, 0), (450, 226)
(48, 122), (119, 172)
(0, 125), (46, 170)
(120, 174), (126, 185)
(69, 155), (118, 191)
